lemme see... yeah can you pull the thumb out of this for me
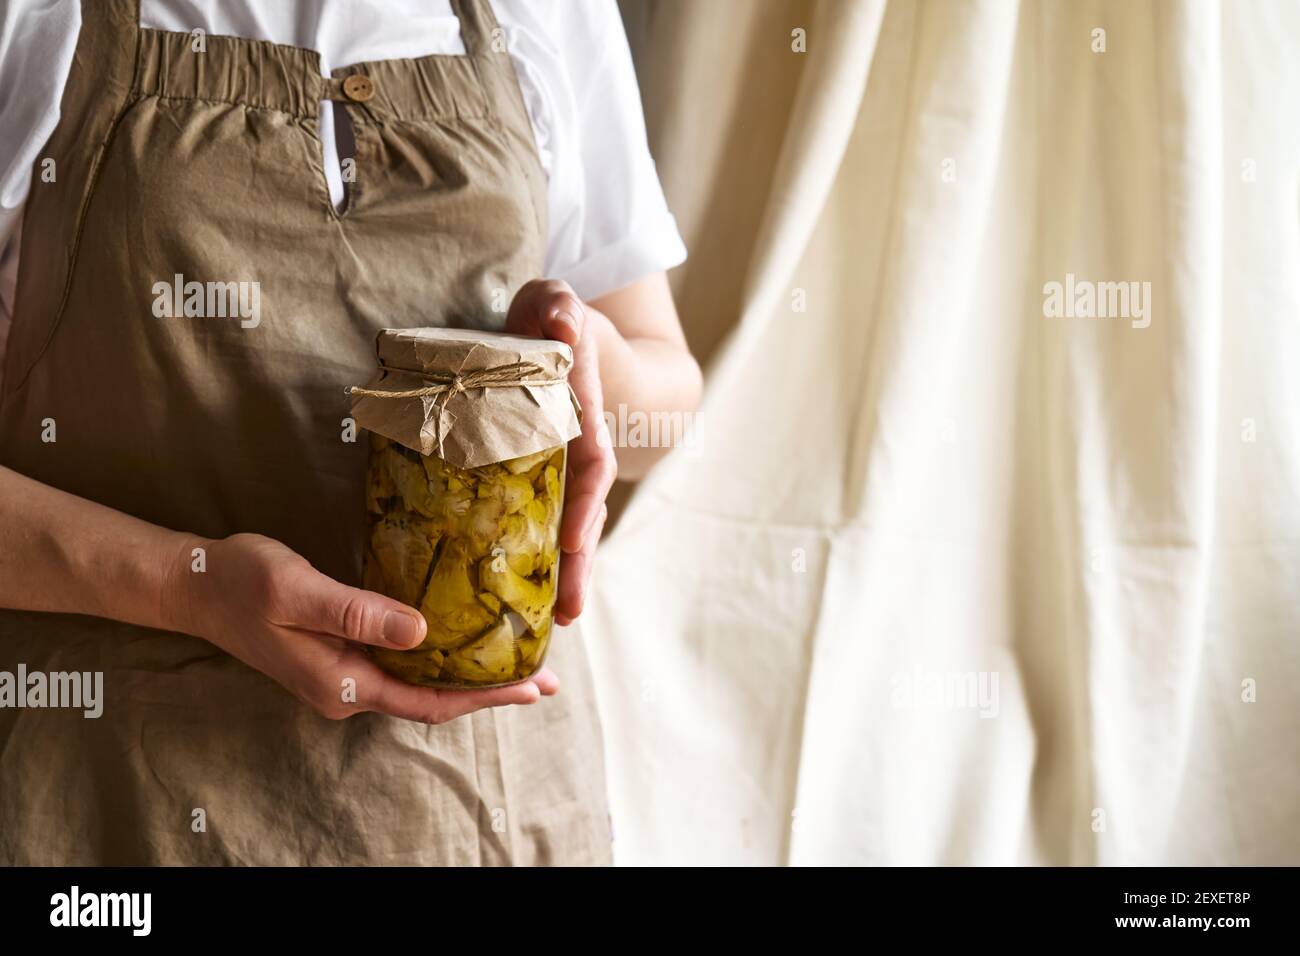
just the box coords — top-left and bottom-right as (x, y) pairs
(281, 568), (427, 649)
(506, 279), (585, 347)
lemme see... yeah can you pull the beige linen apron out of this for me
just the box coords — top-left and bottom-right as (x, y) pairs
(0, 0), (611, 865)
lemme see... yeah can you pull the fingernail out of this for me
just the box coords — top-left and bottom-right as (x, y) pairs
(551, 308), (579, 335)
(382, 611), (423, 649)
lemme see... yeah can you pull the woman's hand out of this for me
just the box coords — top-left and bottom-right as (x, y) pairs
(165, 532), (558, 722)
(506, 280), (618, 626)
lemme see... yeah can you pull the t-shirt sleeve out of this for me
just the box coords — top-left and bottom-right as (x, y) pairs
(503, 0), (686, 302)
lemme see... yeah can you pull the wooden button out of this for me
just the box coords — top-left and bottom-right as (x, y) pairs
(342, 74), (374, 102)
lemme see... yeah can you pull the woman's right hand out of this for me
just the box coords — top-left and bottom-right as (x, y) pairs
(163, 532), (557, 722)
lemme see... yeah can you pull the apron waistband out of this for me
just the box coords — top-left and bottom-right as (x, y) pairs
(129, 0), (504, 121)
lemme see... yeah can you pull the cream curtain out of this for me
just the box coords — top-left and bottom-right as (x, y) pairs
(592, 0), (1300, 865)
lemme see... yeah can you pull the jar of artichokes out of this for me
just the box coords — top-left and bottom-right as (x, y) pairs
(349, 327), (581, 688)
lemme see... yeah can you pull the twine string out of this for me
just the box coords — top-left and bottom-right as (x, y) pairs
(346, 360), (558, 400)
(345, 359), (575, 459)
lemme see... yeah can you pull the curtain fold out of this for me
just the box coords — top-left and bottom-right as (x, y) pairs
(597, 0), (1300, 865)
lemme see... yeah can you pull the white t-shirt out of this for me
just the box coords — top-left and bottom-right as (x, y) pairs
(0, 0), (686, 370)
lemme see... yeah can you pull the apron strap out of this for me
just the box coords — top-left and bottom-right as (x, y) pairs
(89, 0), (142, 56)
(452, 0), (505, 59)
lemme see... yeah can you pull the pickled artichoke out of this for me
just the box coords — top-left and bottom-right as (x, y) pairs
(369, 512), (436, 606)
(419, 540), (496, 650)
(442, 612), (527, 683)
(363, 433), (565, 688)
(479, 556), (555, 640)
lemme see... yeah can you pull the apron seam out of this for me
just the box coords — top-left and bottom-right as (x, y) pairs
(5, 94), (143, 400)
(142, 26), (329, 64)
(130, 91), (318, 120)
(344, 111), (493, 127)
(494, 114), (548, 258)
(127, 92), (492, 127)
(297, 112), (350, 221)
(489, 703), (519, 864)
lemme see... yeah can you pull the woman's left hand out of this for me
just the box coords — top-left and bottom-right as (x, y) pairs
(506, 279), (616, 626)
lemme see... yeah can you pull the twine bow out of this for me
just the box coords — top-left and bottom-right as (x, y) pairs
(346, 361), (558, 400)
(346, 360), (577, 459)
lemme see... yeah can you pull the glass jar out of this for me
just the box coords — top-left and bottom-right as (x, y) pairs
(363, 432), (565, 688)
